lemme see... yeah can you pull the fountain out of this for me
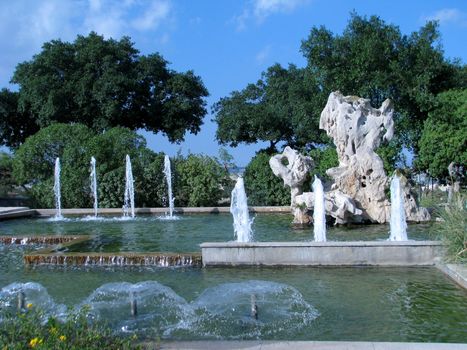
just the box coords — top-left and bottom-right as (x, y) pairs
(312, 176), (326, 242)
(230, 177), (253, 242)
(53, 157), (62, 219)
(123, 155), (135, 218)
(389, 174), (408, 241)
(163, 155), (175, 218)
(90, 157), (98, 218)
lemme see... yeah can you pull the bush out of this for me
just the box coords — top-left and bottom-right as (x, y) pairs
(437, 195), (466, 263)
(174, 154), (228, 207)
(13, 123), (94, 208)
(0, 306), (138, 349)
(243, 152), (290, 206)
(0, 152), (15, 196)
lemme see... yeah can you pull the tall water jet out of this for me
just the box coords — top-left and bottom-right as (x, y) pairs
(53, 158), (62, 218)
(312, 176), (326, 242)
(163, 155), (175, 218)
(90, 157), (98, 217)
(230, 177), (253, 242)
(389, 175), (407, 241)
(123, 155), (135, 218)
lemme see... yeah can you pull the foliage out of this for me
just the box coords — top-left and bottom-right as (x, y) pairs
(416, 89), (467, 180)
(174, 154), (229, 207)
(1, 32), (208, 148)
(308, 146), (338, 180)
(0, 89), (39, 148)
(243, 152), (290, 206)
(12, 123), (95, 208)
(300, 13), (465, 154)
(213, 64), (327, 150)
(0, 152), (15, 196)
(376, 140), (405, 175)
(12, 123), (171, 209)
(437, 195), (467, 263)
(0, 306), (138, 349)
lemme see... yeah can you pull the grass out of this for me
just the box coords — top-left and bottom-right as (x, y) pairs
(436, 194), (466, 264)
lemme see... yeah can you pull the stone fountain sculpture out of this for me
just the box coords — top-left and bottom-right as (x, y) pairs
(269, 146), (361, 224)
(319, 91), (429, 223)
(270, 91), (430, 224)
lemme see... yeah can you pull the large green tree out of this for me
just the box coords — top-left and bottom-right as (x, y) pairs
(214, 13), (465, 158)
(416, 89), (467, 180)
(213, 64), (325, 150)
(301, 13), (465, 152)
(1, 32), (208, 148)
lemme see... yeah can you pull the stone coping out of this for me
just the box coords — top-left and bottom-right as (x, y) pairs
(200, 240), (443, 248)
(436, 263), (467, 289)
(201, 241), (444, 267)
(34, 206), (291, 216)
(146, 341), (467, 349)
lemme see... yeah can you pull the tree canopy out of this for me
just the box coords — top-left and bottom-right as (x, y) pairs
(213, 63), (326, 150)
(214, 13), (465, 158)
(300, 13), (465, 152)
(416, 89), (467, 180)
(0, 32), (208, 148)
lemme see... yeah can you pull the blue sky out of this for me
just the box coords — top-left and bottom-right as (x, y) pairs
(1, 0), (466, 166)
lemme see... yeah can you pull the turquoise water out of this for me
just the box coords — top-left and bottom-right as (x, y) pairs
(1, 214), (465, 342)
(0, 245), (466, 342)
(0, 214), (438, 252)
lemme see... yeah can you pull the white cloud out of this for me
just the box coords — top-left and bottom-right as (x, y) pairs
(132, 0), (171, 31)
(256, 45), (272, 64)
(254, 0), (309, 20)
(424, 8), (467, 26)
(0, 0), (174, 87)
(231, 0), (310, 31)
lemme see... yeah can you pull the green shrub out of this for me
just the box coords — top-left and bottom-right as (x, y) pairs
(437, 195), (466, 263)
(0, 306), (138, 349)
(174, 154), (228, 207)
(243, 152), (290, 206)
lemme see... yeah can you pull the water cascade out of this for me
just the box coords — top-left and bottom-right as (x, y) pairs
(163, 155), (175, 218)
(123, 155), (135, 218)
(90, 157), (98, 217)
(53, 158), (62, 219)
(389, 175), (408, 241)
(312, 176), (326, 242)
(230, 177), (253, 242)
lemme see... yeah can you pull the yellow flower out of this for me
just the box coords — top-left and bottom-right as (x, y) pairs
(59, 335), (66, 342)
(26, 303), (33, 309)
(29, 337), (43, 348)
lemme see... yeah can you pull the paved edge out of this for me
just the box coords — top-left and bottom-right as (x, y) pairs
(436, 262), (467, 289)
(140, 341), (467, 350)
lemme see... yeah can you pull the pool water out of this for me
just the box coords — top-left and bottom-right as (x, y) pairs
(0, 245), (466, 342)
(1, 214), (464, 342)
(0, 214), (438, 252)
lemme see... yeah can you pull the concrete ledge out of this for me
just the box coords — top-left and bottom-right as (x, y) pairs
(149, 341), (467, 350)
(0, 207), (36, 220)
(201, 241), (443, 266)
(34, 206), (290, 216)
(436, 263), (467, 289)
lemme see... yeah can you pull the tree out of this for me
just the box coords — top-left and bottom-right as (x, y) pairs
(213, 64), (326, 150)
(416, 89), (467, 180)
(243, 152), (290, 206)
(300, 13), (465, 153)
(1, 32), (208, 148)
(0, 89), (39, 148)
